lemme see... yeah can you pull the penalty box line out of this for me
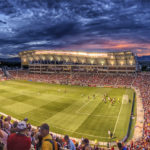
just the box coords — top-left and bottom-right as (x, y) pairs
(76, 112), (118, 118)
(76, 100), (91, 113)
(76, 100), (118, 118)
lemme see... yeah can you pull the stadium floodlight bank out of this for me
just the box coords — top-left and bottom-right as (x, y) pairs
(19, 50), (137, 73)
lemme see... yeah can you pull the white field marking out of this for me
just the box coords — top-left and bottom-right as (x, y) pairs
(76, 100), (118, 118)
(113, 94), (125, 135)
(122, 95), (129, 104)
(76, 100), (92, 113)
(0, 82), (124, 139)
(76, 112), (118, 118)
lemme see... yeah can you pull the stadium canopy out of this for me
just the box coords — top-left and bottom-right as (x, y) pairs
(19, 50), (137, 73)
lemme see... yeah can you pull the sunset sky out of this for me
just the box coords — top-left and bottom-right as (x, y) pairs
(0, 0), (150, 57)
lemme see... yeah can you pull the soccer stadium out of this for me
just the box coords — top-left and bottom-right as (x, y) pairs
(19, 50), (137, 73)
(1, 49), (149, 149)
(1, 1), (150, 149)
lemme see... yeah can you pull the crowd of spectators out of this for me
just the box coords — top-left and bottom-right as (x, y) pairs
(0, 70), (150, 149)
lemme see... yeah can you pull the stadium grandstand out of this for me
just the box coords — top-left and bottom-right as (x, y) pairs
(0, 50), (150, 150)
(19, 50), (137, 73)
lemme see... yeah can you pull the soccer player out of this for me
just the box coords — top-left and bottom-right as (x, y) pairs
(108, 130), (111, 139)
(93, 94), (95, 99)
(104, 93), (107, 97)
(113, 98), (115, 103)
(108, 130), (113, 139)
(102, 97), (104, 102)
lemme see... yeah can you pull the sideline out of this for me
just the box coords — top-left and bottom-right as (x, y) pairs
(113, 98), (123, 135)
(113, 92), (128, 136)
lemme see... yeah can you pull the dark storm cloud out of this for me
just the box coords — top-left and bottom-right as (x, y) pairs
(0, 0), (150, 57)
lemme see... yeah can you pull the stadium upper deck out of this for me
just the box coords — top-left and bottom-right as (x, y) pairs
(19, 50), (137, 73)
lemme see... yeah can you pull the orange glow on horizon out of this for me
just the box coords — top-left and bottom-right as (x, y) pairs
(20, 39), (150, 57)
(66, 39), (150, 56)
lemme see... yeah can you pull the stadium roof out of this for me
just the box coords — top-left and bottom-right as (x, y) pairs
(19, 50), (136, 67)
(19, 50), (134, 58)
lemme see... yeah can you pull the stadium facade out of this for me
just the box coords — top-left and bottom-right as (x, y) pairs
(19, 50), (137, 73)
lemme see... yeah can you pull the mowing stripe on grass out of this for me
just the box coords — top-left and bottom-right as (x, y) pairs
(0, 80), (134, 141)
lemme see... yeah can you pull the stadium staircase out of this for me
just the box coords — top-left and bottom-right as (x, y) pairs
(99, 74), (107, 85)
(131, 74), (137, 86)
(1, 68), (11, 78)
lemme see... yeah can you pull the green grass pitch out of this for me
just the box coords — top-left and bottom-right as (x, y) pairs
(0, 80), (135, 141)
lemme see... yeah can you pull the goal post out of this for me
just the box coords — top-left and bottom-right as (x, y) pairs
(122, 95), (129, 104)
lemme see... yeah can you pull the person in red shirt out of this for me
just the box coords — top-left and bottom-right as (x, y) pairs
(7, 121), (31, 150)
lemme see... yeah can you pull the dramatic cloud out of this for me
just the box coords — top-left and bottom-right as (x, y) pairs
(0, 0), (150, 57)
